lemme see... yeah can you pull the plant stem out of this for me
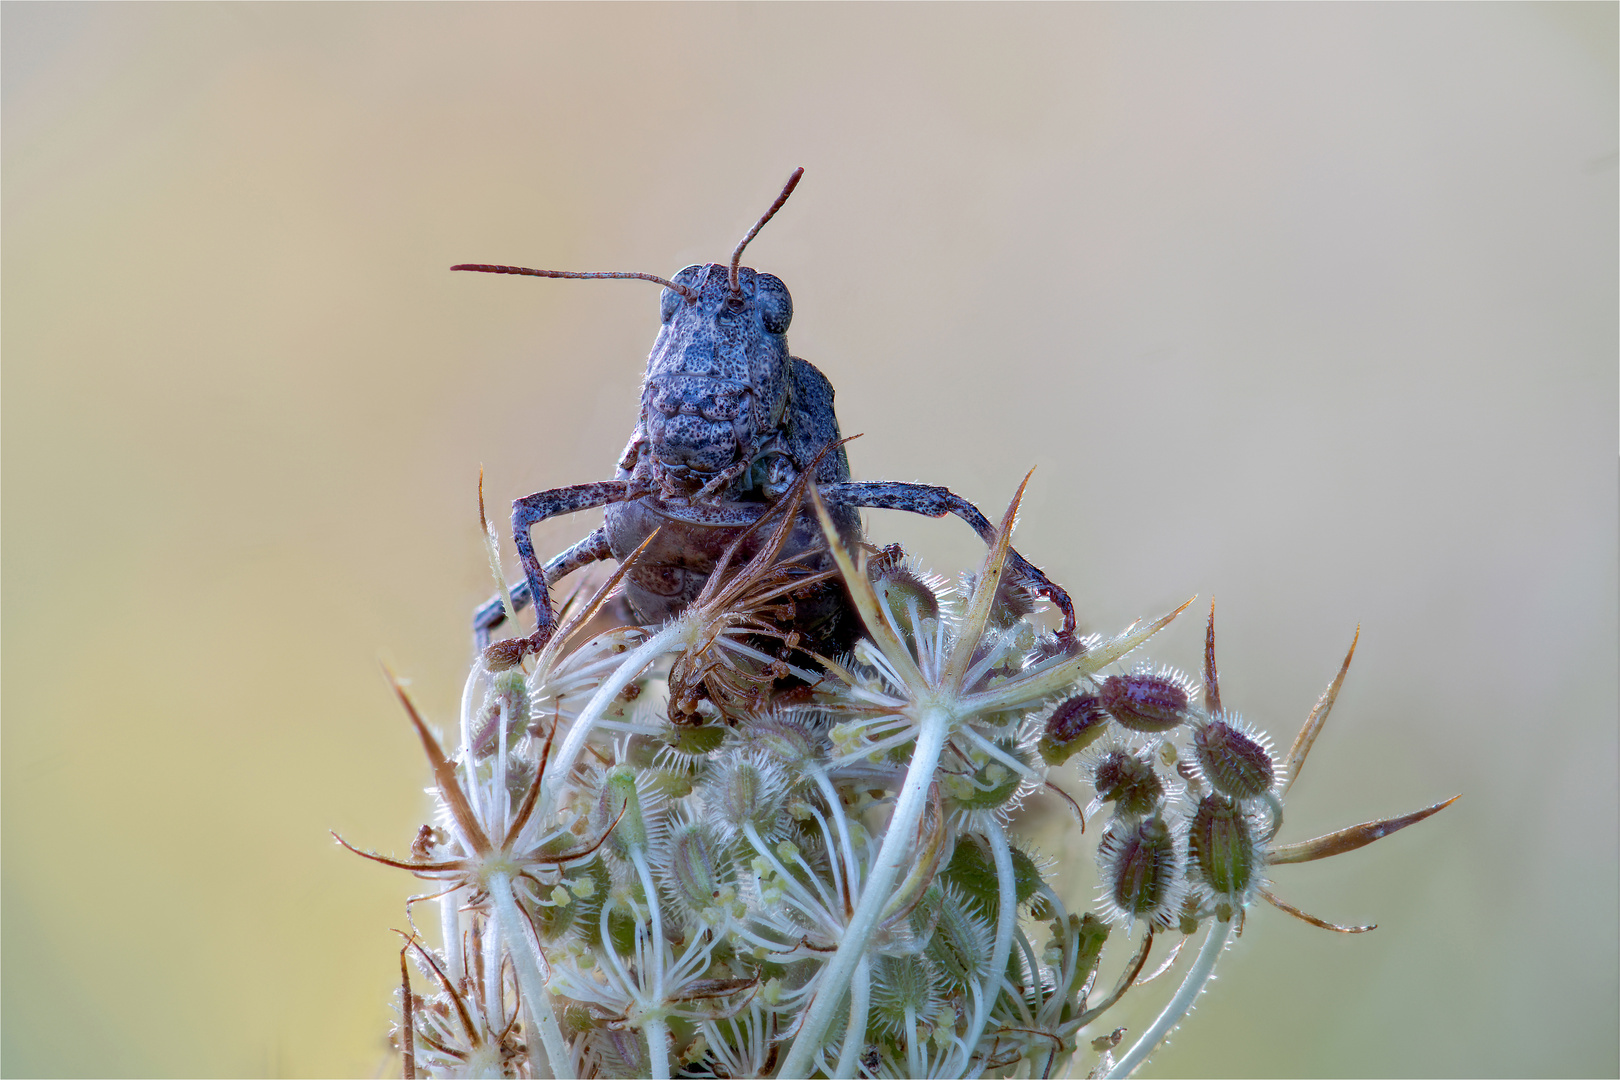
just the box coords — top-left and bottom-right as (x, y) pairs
(484, 910), (503, 1052)
(488, 871), (572, 1079)
(1105, 916), (1233, 1078)
(537, 621), (684, 823)
(440, 886), (463, 992)
(629, 848), (673, 1079)
(832, 958), (872, 1080)
(957, 819), (1018, 1073)
(778, 706), (950, 1078)
(520, 985), (554, 1078)
(644, 1017), (672, 1080)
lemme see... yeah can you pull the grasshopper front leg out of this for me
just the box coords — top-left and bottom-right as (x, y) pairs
(473, 526), (615, 649)
(820, 480), (1078, 647)
(479, 481), (630, 668)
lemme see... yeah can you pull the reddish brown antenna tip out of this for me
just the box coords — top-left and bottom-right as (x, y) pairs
(451, 264), (694, 299)
(730, 167), (805, 293)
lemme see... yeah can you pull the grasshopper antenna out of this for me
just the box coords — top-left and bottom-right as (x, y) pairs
(450, 264), (696, 300)
(729, 167), (804, 294)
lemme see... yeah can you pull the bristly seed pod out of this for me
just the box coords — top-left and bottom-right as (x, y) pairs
(1097, 814), (1181, 929)
(867, 544), (944, 642)
(1193, 714), (1276, 801)
(1091, 748), (1166, 819)
(700, 750), (789, 841)
(471, 669), (530, 758)
(919, 885), (995, 991)
(870, 954), (945, 1038)
(941, 837), (1048, 923)
(1039, 693), (1110, 765)
(1188, 794), (1261, 902)
(1100, 665), (1195, 733)
(667, 821), (738, 926)
(740, 714), (823, 778)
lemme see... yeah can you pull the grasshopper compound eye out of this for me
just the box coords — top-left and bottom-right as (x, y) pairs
(754, 273), (792, 333)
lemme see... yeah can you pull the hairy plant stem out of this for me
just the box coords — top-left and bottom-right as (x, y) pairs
(778, 705), (951, 1078)
(1105, 916), (1234, 1078)
(629, 848), (673, 1080)
(440, 886), (464, 993)
(833, 958), (872, 1080)
(489, 871), (572, 1079)
(644, 1017), (672, 1080)
(485, 913), (504, 1056)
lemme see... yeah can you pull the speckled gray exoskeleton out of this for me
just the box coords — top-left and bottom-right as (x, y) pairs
(456, 169), (1076, 669)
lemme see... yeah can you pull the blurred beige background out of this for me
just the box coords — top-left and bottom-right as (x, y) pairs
(3, 4), (1614, 1077)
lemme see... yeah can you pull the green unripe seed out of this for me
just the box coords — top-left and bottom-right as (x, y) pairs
(669, 824), (731, 916)
(1093, 750), (1165, 818)
(1040, 694), (1111, 765)
(943, 743), (1025, 810)
(1100, 815), (1177, 920)
(941, 837), (1047, 922)
(666, 723), (726, 757)
(1194, 719), (1275, 800)
(870, 954), (942, 1036)
(1189, 794), (1257, 898)
(869, 557), (940, 642)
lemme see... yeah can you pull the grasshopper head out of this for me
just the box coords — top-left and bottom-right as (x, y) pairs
(643, 263), (793, 484)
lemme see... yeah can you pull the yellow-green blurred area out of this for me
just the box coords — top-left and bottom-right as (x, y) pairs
(3, 4), (1615, 1077)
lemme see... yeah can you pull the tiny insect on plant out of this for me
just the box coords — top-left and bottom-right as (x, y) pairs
(456, 168), (1075, 686)
(341, 169), (1456, 1080)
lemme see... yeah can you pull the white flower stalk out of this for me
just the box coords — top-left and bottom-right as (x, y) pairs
(1105, 915), (1234, 1079)
(347, 481), (1456, 1078)
(780, 478), (1206, 1078)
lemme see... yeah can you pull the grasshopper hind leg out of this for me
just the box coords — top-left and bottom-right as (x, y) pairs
(819, 480), (1078, 648)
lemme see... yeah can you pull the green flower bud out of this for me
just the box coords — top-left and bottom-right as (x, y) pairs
(598, 767), (648, 857)
(533, 858), (607, 941)
(1044, 913), (1110, 1022)
(471, 668), (531, 759)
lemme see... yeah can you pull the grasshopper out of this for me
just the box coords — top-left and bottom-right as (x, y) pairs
(458, 169), (1076, 671)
